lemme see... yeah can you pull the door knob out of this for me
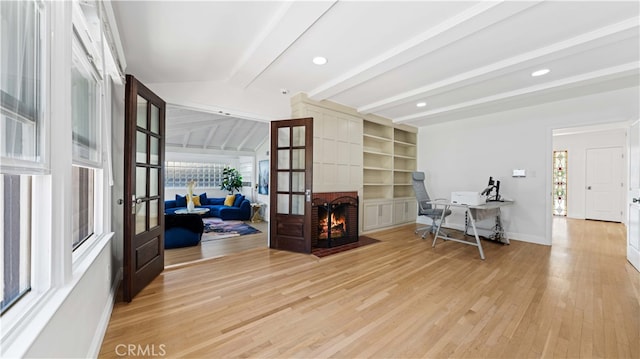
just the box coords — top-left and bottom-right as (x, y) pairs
(633, 198), (640, 203)
(587, 186), (592, 190)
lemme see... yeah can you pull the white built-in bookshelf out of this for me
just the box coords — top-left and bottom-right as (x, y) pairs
(362, 119), (417, 231)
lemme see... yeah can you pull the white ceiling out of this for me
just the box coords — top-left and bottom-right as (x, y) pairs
(164, 105), (269, 154)
(112, 1), (640, 151)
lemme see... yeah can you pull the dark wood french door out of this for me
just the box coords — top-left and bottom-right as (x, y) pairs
(270, 118), (313, 253)
(123, 75), (165, 302)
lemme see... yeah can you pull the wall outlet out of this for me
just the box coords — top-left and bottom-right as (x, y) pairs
(512, 169), (526, 177)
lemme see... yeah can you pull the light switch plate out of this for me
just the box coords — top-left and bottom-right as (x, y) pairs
(513, 169), (526, 177)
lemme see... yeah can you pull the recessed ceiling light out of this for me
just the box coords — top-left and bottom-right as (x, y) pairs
(531, 68), (551, 77)
(416, 102), (427, 108)
(312, 56), (328, 65)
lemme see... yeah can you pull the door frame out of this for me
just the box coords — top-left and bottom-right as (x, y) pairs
(548, 122), (629, 245)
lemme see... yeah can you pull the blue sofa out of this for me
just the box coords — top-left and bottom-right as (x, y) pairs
(165, 193), (251, 221)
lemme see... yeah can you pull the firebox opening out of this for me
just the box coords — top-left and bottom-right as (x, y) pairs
(312, 194), (359, 248)
(318, 205), (348, 240)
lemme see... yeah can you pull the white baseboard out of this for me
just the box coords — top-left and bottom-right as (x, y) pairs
(88, 268), (122, 358)
(440, 223), (550, 246)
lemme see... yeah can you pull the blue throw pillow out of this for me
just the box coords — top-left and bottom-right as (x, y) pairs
(233, 194), (245, 207)
(198, 193), (208, 204)
(175, 194), (187, 207)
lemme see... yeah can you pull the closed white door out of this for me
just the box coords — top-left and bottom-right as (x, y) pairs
(627, 121), (640, 272)
(585, 147), (624, 222)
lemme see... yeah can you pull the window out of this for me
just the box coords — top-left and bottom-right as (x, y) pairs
(71, 166), (94, 249)
(553, 150), (568, 216)
(1, 0), (44, 167)
(70, 27), (101, 251)
(71, 50), (99, 164)
(0, 175), (32, 313)
(165, 161), (228, 188)
(0, 0), (44, 314)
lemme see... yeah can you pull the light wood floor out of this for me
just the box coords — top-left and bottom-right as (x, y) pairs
(101, 218), (639, 358)
(164, 220), (268, 267)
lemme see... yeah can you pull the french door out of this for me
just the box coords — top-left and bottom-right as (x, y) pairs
(628, 120), (640, 272)
(270, 118), (313, 253)
(123, 75), (166, 301)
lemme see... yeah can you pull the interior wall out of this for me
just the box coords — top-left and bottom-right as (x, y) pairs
(164, 152), (251, 200)
(418, 86), (639, 245)
(24, 237), (114, 358)
(553, 128), (627, 221)
(254, 137), (270, 222)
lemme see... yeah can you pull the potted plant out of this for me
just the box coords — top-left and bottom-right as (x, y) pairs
(220, 167), (243, 194)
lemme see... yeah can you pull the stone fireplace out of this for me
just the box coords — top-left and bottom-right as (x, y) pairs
(312, 191), (359, 248)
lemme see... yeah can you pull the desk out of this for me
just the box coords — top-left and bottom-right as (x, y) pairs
(432, 200), (514, 260)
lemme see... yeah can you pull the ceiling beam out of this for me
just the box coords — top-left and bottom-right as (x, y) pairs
(394, 63), (639, 124)
(165, 144), (256, 157)
(166, 118), (235, 131)
(359, 17), (640, 114)
(307, 1), (541, 102)
(202, 125), (219, 149)
(182, 131), (191, 148)
(167, 101), (273, 124)
(237, 122), (259, 151)
(220, 121), (242, 151)
(227, 1), (337, 88)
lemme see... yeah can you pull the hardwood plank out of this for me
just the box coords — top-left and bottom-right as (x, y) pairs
(100, 218), (639, 358)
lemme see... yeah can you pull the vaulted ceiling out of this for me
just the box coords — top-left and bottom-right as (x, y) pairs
(112, 1), (639, 152)
(164, 106), (269, 154)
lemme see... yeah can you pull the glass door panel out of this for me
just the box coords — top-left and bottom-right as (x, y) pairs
(150, 136), (159, 165)
(136, 131), (147, 163)
(292, 195), (304, 215)
(277, 172), (289, 192)
(150, 104), (160, 133)
(277, 194), (289, 214)
(278, 150), (290, 169)
(136, 96), (148, 129)
(292, 172), (304, 192)
(278, 127), (290, 147)
(149, 199), (159, 229)
(150, 168), (159, 197)
(292, 126), (305, 146)
(292, 149), (305, 169)
(136, 167), (147, 197)
(135, 202), (146, 234)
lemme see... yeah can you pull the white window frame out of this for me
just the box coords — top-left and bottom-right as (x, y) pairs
(1, 1), (113, 352)
(0, 0), (54, 343)
(70, 23), (103, 257)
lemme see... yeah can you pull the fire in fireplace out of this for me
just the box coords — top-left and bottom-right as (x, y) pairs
(312, 193), (358, 248)
(318, 206), (347, 240)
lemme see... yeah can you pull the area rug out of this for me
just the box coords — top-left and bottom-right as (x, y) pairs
(311, 236), (381, 258)
(201, 218), (261, 242)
